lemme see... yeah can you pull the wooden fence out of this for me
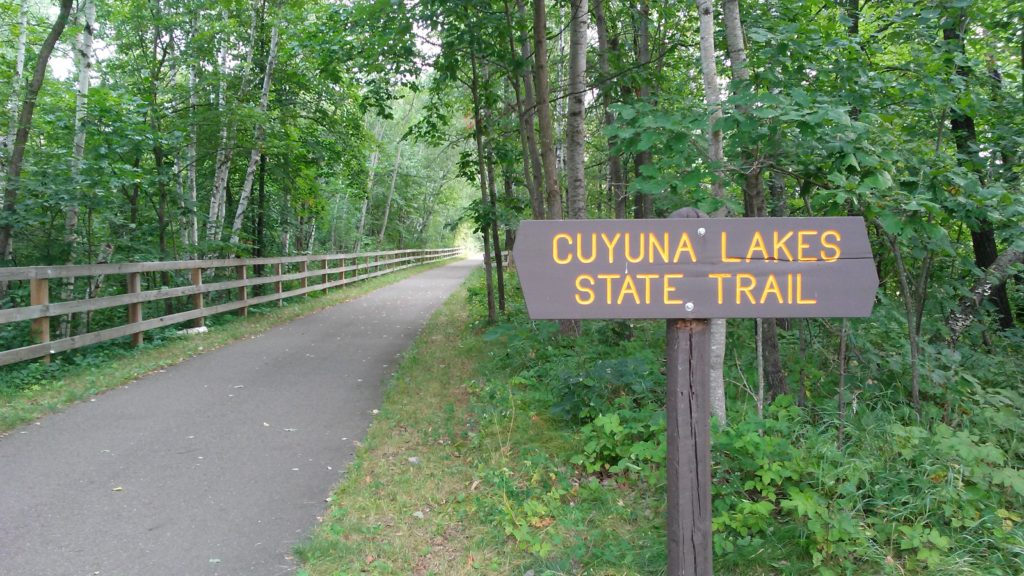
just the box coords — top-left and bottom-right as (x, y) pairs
(0, 248), (461, 368)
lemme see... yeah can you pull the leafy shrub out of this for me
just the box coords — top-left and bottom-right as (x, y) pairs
(466, 270), (1024, 574)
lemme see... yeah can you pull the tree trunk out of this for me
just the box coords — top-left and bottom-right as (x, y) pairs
(60, 0), (96, 338)
(485, 147), (506, 313)
(470, 54), (497, 323)
(80, 242), (114, 334)
(944, 14), (1014, 330)
(948, 247), (1024, 344)
(723, 0), (788, 401)
(632, 1), (654, 218)
(722, 0), (749, 83)
(532, 0), (562, 220)
(695, 0), (725, 206)
(378, 143), (402, 243)
(149, 2), (172, 315)
(206, 41), (233, 244)
(0, 0), (27, 208)
(502, 169), (517, 250)
(506, 0), (544, 220)
(206, 7), (260, 247)
(355, 198), (369, 251)
(594, 0), (626, 219)
(185, 21), (200, 256)
(229, 25), (281, 250)
(356, 119), (385, 252)
(65, 0), (95, 253)
(510, 76), (543, 219)
(553, 2), (567, 186)
(888, 233), (922, 416)
(254, 153), (266, 293)
(0, 0), (75, 264)
(566, 0), (588, 220)
(695, 0), (728, 425)
(376, 99), (417, 246)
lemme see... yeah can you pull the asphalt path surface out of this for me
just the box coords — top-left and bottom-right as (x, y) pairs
(0, 258), (475, 576)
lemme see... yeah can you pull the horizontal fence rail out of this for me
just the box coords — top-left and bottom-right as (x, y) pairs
(0, 248), (461, 367)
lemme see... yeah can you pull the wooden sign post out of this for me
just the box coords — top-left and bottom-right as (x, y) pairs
(512, 212), (878, 575)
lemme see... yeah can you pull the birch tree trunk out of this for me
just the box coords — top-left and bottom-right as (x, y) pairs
(532, 0), (562, 220)
(185, 83), (199, 250)
(80, 242), (114, 334)
(632, 1), (654, 218)
(553, 3), (567, 185)
(61, 0), (97, 338)
(355, 118), (385, 252)
(565, 0), (588, 220)
(229, 24), (281, 249)
(723, 0), (788, 401)
(184, 18), (200, 255)
(206, 7), (260, 246)
(205, 41), (232, 244)
(0, 0), (74, 264)
(178, 151), (189, 249)
(1, 0), (28, 198)
(695, 0), (728, 426)
(377, 142), (402, 243)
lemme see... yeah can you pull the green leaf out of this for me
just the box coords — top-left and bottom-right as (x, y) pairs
(636, 131), (661, 152)
(877, 212), (903, 235)
(992, 468), (1024, 497)
(857, 171), (893, 192)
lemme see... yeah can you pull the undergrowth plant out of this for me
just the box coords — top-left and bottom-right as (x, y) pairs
(467, 270), (1024, 575)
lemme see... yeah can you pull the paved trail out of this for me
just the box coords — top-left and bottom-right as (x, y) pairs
(0, 259), (475, 576)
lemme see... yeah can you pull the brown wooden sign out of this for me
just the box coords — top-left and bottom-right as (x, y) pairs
(512, 217), (878, 319)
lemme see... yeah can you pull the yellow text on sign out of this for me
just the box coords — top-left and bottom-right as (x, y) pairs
(551, 230), (842, 265)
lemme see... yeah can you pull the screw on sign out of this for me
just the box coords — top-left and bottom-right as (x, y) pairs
(512, 209), (879, 575)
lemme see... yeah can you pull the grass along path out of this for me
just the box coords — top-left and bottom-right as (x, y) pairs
(296, 271), (665, 576)
(0, 258), (461, 433)
(312, 269), (1024, 576)
(296, 272), (491, 575)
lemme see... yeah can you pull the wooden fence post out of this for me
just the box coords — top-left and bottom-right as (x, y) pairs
(300, 260), (309, 290)
(274, 263), (283, 306)
(30, 278), (50, 363)
(127, 272), (143, 347)
(236, 265), (248, 317)
(191, 267), (204, 329)
(322, 258), (329, 295)
(340, 256), (346, 284)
